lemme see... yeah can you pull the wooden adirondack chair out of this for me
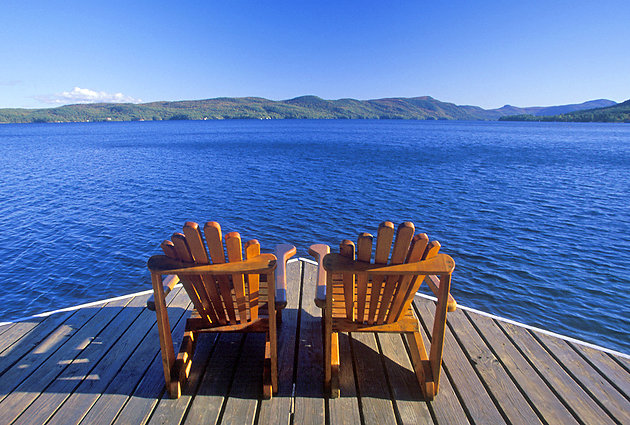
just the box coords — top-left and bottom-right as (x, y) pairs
(147, 221), (296, 399)
(309, 221), (456, 400)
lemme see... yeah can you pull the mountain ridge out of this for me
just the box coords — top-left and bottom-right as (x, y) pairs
(500, 99), (630, 123)
(0, 96), (620, 123)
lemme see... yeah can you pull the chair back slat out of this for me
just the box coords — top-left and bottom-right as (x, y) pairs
(393, 238), (442, 323)
(226, 232), (248, 323)
(203, 222), (238, 323)
(339, 240), (355, 320)
(367, 222), (395, 324)
(424, 240), (441, 260)
(355, 232), (373, 322)
(171, 233), (218, 325)
(245, 240), (261, 321)
(183, 222), (228, 325)
(161, 240), (178, 259)
(387, 233), (428, 322)
(375, 222), (415, 323)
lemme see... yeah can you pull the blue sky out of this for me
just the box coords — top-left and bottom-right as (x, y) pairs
(1, 1), (628, 109)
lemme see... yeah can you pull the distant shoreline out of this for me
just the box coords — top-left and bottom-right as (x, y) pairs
(1, 95), (626, 124)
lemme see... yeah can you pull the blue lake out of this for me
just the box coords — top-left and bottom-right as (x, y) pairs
(0, 119), (628, 353)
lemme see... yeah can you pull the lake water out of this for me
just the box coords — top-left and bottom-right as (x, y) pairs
(0, 120), (628, 353)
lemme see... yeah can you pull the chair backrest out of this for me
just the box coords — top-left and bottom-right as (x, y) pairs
(336, 221), (443, 325)
(161, 221), (263, 326)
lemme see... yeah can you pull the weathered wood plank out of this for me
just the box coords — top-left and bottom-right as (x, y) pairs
(533, 331), (630, 425)
(48, 291), (190, 425)
(498, 320), (616, 425)
(351, 332), (397, 425)
(293, 261), (325, 425)
(376, 333), (432, 425)
(0, 297), (133, 425)
(257, 261), (301, 425)
(76, 288), (189, 425)
(0, 319), (48, 355)
(465, 310), (580, 424)
(616, 355), (630, 372)
(571, 343), (630, 398)
(329, 332), (361, 425)
(0, 321), (15, 336)
(0, 310), (75, 373)
(414, 310), (470, 425)
(414, 300), (507, 425)
(0, 307), (102, 400)
(219, 332), (266, 425)
(446, 307), (542, 425)
(146, 333), (218, 425)
(183, 333), (244, 425)
(12, 295), (150, 425)
(1, 259), (625, 425)
(110, 306), (190, 425)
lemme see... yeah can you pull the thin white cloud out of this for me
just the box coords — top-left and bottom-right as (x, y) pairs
(35, 87), (142, 105)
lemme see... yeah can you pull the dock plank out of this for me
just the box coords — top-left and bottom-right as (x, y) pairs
(77, 287), (189, 425)
(351, 332), (397, 425)
(414, 300), (507, 425)
(498, 320), (616, 425)
(13, 295), (149, 425)
(258, 260), (302, 425)
(0, 322), (14, 336)
(415, 311), (470, 425)
(466, 310), (580, 424)
(534, 331), (630, 425)
(220, 333), (266, 425)
(183, 333), (244, 425)
(571, 343), (630, 398)
(0, 297), (133, 425)
(0, 306), (102, 401)
(446, 306), (542, 425)
(329, 332), (361, 425)
(0, 318), (48, 355)
(111, 304), (190, 425)
(49, 290), (190, 425)
(377, 333), (432, 425)
(0, 311), (75, 373)
(146, 332), (218, 425)
(0, 260), (627, 425)
(293, 261), (325, 425)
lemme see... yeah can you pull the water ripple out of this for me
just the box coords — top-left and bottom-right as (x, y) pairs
(0, 120), (628, 353)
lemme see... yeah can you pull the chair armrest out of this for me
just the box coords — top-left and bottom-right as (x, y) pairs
(425, 274), (457, 312)
(274, 244), (297, 310)
(308, 244), (330, 308)
(147, 274), (180, 311)
(147, 253), (277, 276)
(322, 253), (455, 275)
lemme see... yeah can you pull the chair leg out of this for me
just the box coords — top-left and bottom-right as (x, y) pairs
(428, 274), (451, 396)
(323, 315), (332, 396)
(152, 273), (177, 398)
(169, 326), (197, 398)
(263, 331), (273, 399)
(405, 331), (435, 400)
(331, 332), (340, 398)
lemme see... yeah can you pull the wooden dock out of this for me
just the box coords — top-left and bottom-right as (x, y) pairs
(0, 259), (628, 425)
